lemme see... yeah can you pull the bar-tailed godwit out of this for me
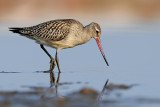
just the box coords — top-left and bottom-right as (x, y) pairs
(9, 19), (109, 73)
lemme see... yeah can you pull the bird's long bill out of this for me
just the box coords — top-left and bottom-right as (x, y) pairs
(96, 38), (109, 66)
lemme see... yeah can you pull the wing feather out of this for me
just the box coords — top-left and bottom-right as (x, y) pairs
(10, 19), (74, 41)
(32, 20), (71, 41)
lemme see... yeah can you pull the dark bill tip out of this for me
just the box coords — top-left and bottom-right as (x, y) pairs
(102, 54), (109, 66)
(96, 38), (109, 66)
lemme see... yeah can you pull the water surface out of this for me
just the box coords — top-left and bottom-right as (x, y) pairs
(0, 23), (160, 106)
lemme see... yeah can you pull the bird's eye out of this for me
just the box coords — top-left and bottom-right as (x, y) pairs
(96, 30), (99, 34)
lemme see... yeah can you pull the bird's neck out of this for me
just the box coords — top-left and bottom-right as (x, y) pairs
(82, 24), (93, 41)
(71, 24), (92, 46)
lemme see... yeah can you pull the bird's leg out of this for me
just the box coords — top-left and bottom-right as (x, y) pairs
(40, 44), (55, 73)
(55, 49), (61, 73)
(50, 71), (55, 87)
(55, 71), (61, 95)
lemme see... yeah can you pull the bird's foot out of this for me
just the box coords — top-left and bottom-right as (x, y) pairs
(43, 70), (52, 73)
(44, 58), (55, 73)
(50, 58), (55, 64)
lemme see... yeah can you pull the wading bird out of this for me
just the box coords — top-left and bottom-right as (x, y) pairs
(9, 19), (109, 73)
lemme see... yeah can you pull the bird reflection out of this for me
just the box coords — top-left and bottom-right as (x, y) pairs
(95, 79), (109, 107)
(49, 71), (109, 107)
(49, 71), (61, 96)
(50, 71), (56, 85)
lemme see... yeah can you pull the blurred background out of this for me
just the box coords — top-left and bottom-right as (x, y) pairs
(0, 0), (160, 25)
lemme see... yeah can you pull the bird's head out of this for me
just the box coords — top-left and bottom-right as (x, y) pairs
(89, 22), (109, 66)
(90, 22), (101, 40)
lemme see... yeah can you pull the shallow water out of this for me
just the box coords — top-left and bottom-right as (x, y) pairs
(0, 23), (160, 106)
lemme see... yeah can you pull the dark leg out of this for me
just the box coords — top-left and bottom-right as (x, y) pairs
(50, 71), (55, 87)
(56, 70), (61, 83)
(55, 49), (61, 73)
(40, 44), (55, 73)
(55, 71), (61, 95)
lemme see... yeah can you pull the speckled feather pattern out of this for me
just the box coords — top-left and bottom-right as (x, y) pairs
(15, 19), (78, 41)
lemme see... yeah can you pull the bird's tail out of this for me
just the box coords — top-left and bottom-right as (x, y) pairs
(9, 27), (23, 34)
(9, 27), (35, 40)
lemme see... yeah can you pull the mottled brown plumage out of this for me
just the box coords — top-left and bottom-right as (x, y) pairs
(10, 19), (75, 41)
(9, 19), (109, 73)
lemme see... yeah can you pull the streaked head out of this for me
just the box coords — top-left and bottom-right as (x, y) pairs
(90, 22), (109, 66)
(89, 22), (101, 39)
